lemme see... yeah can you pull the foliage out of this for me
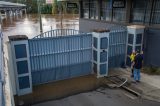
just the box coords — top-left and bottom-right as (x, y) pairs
(4, 0), (79, 14)
(41, 4), (52, 14)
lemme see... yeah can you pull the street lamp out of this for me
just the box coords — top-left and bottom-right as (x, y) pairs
(37, 0), (43, 33)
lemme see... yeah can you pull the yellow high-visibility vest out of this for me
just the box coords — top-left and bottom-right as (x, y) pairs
(130, 54), (135, 62)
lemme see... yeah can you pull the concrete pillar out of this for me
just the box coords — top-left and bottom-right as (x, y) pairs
(9, 35), (32, 96)
(92, 29), (110, 78)
(126, 25), (145, 66)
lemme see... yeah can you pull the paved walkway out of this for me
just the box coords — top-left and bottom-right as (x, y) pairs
(109, 68), (160, 102)
(33, 88), (160, 106)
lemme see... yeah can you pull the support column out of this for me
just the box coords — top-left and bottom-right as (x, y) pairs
(92, 29), (110, 78)
(126, 25), (145, 66)
(97, 0), (101, 20)
(9, 35), (32, 96)
(125, 0), (132, 23)
(79, 0), (83, 18)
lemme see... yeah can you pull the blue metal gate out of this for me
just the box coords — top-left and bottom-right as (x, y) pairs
(109, 30), (127, 68)
(29, 29), (92, 85)
(9, 28), (128, 95)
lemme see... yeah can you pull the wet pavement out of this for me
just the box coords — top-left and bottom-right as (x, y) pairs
(33, 88), (160, 106)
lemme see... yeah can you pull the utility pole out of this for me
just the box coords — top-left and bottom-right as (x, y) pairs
(38, 0), (43, 33)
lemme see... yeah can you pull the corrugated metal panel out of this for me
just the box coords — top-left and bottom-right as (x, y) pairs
(29, 33), (92, 85)
(109, 30), (127, 68)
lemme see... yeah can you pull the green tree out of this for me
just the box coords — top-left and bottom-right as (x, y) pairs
(52, 0), (58, 14)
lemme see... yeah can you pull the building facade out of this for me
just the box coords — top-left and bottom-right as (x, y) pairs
(79, 0), (160, 67)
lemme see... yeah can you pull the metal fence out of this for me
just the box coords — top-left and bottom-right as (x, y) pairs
(33, 29), (81, 39)
(144, 28), (160, 67)
(29, 30), (92, 85)
(108, 26), (127, 68)
(0, 31), (5, 106)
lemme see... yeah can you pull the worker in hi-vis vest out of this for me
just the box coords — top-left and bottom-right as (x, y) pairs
(130, 51), (136, 77)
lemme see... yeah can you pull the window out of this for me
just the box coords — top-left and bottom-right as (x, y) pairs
(93, 37), (98, 48)
(151, 0), (160, 24)
(128, 34), (134, 44)
(135, 46), (141, 52)
(136, 34), (142, 44)
(100, 51), (108, 62)
(101, 37), (108, 49)
(93, 50), (97, 61)
(17, 60), (29, 75)
(101, 0), (112, 21)
(113, 8), (126, 22)
(82, 0), (98, 19)
(82, 0), (89, 19)
(90, 0), (98, 19)
(130, 0), (149, 23)
(18, 76), (30, 89)
(14, 44), (27, 59)
(100, 64), (107, 75)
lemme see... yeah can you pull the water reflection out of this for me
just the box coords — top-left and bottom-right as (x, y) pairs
(2, 14), (79, 40)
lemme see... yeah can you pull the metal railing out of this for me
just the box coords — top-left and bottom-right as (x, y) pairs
(33, 29), (82, 39)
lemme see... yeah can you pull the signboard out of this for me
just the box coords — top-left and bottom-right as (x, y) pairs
(67, 3), (77, 9)
(46, 0), (53, 4)
(112, 0), (126, 8)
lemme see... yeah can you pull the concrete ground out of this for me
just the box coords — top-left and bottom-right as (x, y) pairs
(14, 75), (106, 105)
(32, 68), (160, 106)
(108, 68), (160, 102)
(33, 88), (160, 106)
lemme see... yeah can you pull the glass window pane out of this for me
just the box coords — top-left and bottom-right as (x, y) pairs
(151, 0), (160, 24)
(14, 44), (27, 59)
(136, 34), (142, 44)
(83, 0), (89, 18)
(113, 8), (126, 22)
(128, 34), (134, 44)
(19, 76), (30, 89)
(101, 0), (112, 21)
(130, 0), (149, 23)
(101, 37), (108, 49)
(17, 60), (29, 75)
(100, 64), (107, 75)
(93, 50), (97, 61)
(135, 46), (141, 51)
(93, 37), (98, 48)
(90, 0), (98, 19)
(100, 51), (108, 62)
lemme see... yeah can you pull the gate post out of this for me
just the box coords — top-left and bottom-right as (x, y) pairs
(126, 25), (145, 66)
(9, 35), (32, 96)
(92, 29), (110, 78)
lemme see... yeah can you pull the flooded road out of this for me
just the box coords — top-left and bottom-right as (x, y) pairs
(1, 14), (79, 40)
